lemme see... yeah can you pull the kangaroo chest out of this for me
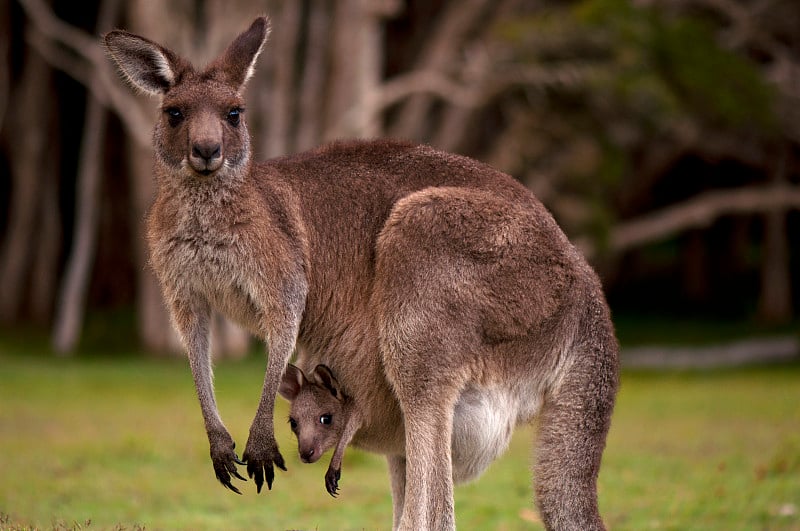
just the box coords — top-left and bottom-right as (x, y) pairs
(150, 197), (270, 335)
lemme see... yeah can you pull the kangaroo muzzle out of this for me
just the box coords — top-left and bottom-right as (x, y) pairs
(188, 112), (224, 175)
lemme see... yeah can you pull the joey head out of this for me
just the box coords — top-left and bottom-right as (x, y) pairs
(279, 364), (360, 497)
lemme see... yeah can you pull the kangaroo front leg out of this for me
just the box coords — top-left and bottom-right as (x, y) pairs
(243, 326), (298, 492)
(171, 296), (246, 493)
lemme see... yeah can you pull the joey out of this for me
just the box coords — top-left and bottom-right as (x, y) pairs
(279, 364), (360, 497)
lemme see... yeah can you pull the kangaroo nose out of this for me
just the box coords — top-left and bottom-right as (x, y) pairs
(192, 142), (221, 162)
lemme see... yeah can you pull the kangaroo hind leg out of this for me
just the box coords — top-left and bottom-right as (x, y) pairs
(396, 383), (459, 531)
(534, 332), (619, 531)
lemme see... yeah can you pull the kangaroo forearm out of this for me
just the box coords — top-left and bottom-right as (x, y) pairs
(252, 328), (299, 430)
(170, 296), (224, 434)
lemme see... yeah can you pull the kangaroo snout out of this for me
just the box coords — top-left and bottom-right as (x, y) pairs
(190, 140), (223, 174)
(187, 110), (225, 175)
(192, 141), (221, 162)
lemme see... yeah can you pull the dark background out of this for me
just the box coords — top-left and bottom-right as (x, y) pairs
(1, 0), (798, 357)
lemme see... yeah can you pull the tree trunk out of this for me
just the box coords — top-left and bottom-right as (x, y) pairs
(52, 0), (121, 354)
(52, 77), (107, 352)
(757, 148), (793, 323)
(388, 0), (491, 141)
(325, 0), (391, 140)
(264, 0), (300, 157)
(0, 2), (9, 133)
(29, 152), (60, 324)
(757, 210), (792, 323)
(0, 46), (54, 323)
(210, 314), (250, 361)
(295, 0), (330, 151)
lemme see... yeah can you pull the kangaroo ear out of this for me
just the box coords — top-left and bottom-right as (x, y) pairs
(311, 365), (343, 401)
(278, 364), (306, 401)
(104, 30), (186, 95)
(209, 16), (270, 89)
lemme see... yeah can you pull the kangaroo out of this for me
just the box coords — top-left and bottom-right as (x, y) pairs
(105, 16), (619, 531)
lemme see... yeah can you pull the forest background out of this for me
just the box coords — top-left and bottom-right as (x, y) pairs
(0, 0), (799, 356)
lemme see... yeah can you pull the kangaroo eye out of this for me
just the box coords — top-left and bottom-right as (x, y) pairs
(288, 417), (298, 431)
(227, 107), (242, 126)
(164, 107), (184, 127)
(320, 414), (332, 425)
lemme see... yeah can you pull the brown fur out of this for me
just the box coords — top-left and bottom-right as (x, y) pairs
(105, 16), (619, 531)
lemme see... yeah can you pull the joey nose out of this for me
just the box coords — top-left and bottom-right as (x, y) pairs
(300, 448), (316, 463)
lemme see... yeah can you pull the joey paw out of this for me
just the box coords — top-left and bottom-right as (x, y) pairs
(325, 467), (341, 497)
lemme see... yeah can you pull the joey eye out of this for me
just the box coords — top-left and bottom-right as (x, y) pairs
(320, 414), (332, 426)
(288, 417), (298, 431)
(226, 107), (242, 126)
(164, 107), (184, 127)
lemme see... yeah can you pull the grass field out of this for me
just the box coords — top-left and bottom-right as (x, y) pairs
(1, 337), (799, 530)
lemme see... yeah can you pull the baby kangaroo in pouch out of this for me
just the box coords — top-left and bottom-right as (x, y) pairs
(105, 14), (619, 531)
(279, 364), (360, 497)
(280, 363), (531, 499)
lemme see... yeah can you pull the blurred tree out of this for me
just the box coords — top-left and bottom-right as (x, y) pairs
(0, 2), (59, 326)
(482, 0), (799, 322)
(0, 2), (9, 148)
(758, 145), (793, 322)
(2, 0), (799, 356)
(52, 0), (120, 354)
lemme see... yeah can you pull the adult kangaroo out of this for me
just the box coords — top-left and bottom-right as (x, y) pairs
(105, 15), (618, 531)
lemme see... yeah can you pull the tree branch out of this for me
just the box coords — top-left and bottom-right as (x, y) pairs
(18, 0), (152, 147)
(389, 0), (493, 139)
(17, 0), (104, 62)
(331, 62), (599, 139)
(578, 184), (800, 258)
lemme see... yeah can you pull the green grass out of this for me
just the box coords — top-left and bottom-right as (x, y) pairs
(1, 341), (799, 530)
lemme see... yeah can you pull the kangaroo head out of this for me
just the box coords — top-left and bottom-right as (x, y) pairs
(278, 364), (346, 464)
(104, 17), (269, 179)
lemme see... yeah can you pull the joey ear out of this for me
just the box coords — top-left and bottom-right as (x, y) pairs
(104, 30), (186, 95)
(278, 364), (307, 401)
(311, 365), (343, 401)
(209, 16), (270, 89)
